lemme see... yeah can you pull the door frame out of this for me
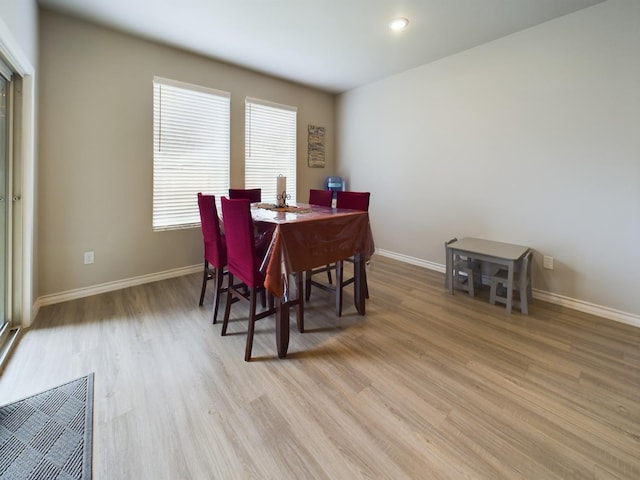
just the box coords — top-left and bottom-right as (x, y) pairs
(0, 20), (36, 328)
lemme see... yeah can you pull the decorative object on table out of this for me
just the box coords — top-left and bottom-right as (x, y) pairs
(0, 373), (94, 480)
(255, 203), (311, 214)
(276, 174), (290, 207)
(308, 125), (325, 168)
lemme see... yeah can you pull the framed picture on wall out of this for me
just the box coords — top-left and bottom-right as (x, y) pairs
(308, 125), (325, 168)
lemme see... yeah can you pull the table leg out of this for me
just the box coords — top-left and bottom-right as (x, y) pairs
(354, 253), (366, 315)
(446, 247), (454, 294)
(275, 299), (290, 358)
(519, 258), (528, 315)
(506, 260), (514, 314)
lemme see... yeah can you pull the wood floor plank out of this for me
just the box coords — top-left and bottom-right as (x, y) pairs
(1, 255), (638, 479)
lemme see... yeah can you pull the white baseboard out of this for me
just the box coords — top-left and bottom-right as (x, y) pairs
(34, 264), (202, 312)
(375, 249), (640, 328)
(377, 249), (446, 273)
(31, 252), (640, 330)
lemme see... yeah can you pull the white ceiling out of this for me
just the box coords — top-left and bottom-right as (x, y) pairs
(37, 0), (604, 94)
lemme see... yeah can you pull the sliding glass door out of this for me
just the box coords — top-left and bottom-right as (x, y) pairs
(0, 66), (10, 347)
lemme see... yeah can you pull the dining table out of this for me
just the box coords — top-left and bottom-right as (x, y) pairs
(252, 202), (375, 358)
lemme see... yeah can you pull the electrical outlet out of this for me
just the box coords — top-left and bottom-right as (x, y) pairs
(543, 255), (554, 270)
(84, 251), (94, 265)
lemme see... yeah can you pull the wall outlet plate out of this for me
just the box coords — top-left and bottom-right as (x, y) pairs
(543, 255), (554, 270)
(84, 251), (94, 265)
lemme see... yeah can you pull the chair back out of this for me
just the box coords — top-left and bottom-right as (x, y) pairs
(221, 197), (262, 287)
(197, 193), (226, 267)
(229, 188), (262, 203)
(308, 189), (333, 207)
(336, 191), (370, 212)
(521, 250), (532, 280)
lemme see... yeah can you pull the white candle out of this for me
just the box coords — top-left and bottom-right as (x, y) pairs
(277, 175), (286, 206)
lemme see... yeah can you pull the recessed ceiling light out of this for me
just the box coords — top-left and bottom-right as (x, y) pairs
(389, 17), (409, 32)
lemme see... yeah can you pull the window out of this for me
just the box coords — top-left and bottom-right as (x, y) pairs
(245, 97), (297, 204)
(153, 77), (230, 230)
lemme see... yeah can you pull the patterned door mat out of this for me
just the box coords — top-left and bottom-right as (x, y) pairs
(0, 373), (94, 479)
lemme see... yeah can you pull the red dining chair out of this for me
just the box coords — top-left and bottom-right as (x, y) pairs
(336, 190), (370, 212)
(197, 193), (227, 324)
(308, 189), (333, 208)
(305, 190), (371, 316)
(220, 197), (277, 361)
(305, 189), (335, 286)
(228, 188), (262, 203)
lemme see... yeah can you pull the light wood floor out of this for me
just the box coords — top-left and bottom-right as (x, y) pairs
(1, 256), (638, 479)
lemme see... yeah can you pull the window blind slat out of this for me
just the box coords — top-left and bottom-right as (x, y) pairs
(245, 98), (297, 204)
(153, 79), (230, 230)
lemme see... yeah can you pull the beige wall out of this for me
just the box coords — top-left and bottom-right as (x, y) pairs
(337, 0), (640, 319)
(38, 10), (335, 297)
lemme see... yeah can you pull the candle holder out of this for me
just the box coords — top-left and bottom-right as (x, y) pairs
(277, 190), (291, 207)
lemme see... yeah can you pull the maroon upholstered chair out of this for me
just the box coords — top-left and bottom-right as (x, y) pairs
(305, 190), (371, 316)
(336, 190), (370, 212)
(305, 189), (335, 286)
(197, 193), (228, 324)
(220, 197), (276, 361)
(228, 188), (262, 203)
(308, 189), (333, 208)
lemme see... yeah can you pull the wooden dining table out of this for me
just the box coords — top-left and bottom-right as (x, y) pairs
(252, 202), (375, 358)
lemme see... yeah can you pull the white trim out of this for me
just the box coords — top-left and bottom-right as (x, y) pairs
(35, 264), (202, 308)
(375, 249), (640, 328)
(0, 17), (34, 76)
(376, 248), (445, 273)
(530, 289), (640, 328)
(153, 76), (230, 99)
(245, 96), (297, 112)
(0, 19), (36, 328)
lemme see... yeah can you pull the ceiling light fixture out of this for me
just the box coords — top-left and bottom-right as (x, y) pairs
(389, 17), (409, 32)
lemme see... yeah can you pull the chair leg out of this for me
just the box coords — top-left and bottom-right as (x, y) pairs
(199, 260), (209, 306)
(211, 267), (224, 324)
(327, 265), (333, 285)
(221, 274), (234, 336)
(295, 272), (304, 333)
(260, 288), (266, 308)
(489, 280), (498, 305)
(520, 282), (529, 315)
(245, 289), (258, 362)
(364, 268), (369, 299)
(336, 261), (344, 317)
(305, 270), (312, 301)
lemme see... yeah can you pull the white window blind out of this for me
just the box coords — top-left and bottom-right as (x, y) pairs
(245, 97), (297, 204)
(153, 77), (230, 231)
